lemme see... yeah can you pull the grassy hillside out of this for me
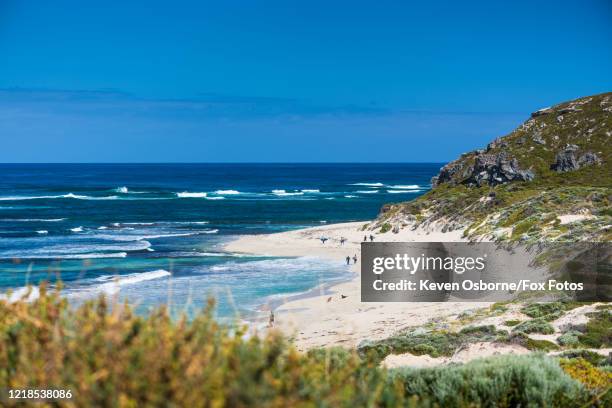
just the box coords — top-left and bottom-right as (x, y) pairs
(376, 92), (611, 243)
(1, 288), (609, 407)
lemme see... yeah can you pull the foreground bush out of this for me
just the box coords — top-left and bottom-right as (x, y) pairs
(0, 287), (606, 407)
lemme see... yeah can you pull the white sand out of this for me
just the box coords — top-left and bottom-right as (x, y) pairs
(225, 221), (489, 351)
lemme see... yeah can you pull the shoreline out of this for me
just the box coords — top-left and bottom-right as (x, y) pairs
(224, 220), (488, 350)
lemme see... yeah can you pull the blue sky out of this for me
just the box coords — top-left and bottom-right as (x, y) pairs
(0, 0), (610, 162)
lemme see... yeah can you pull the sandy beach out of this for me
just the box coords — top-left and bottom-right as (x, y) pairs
(225, 220), (491, 350)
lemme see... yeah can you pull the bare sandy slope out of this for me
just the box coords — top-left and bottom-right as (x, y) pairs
(224, 221), (490, 350)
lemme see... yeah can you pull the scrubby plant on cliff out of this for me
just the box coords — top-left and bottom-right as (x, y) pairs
(0, 287), (602, 407)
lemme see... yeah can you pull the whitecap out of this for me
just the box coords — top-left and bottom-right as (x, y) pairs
(356, 190), (379, 194)
(206, 196), (225, 200)
(0, 218), (66, 222)
(301, 189), (320, 193)
(36, 230), (48, 234)
(70, 226), (84, 232)
(388, 184), (420, 189)
(349, 182), (384, 187)
(0, 252), (128, 260)
(386, 189), (422, 194)
(344, 195), (357, 198)
(115, 186), (129, 193)
(73, 269), (172, 297)
(272, 189), (304, 196)
(214, 190), (240, 195)
(176, 192), (207, 198)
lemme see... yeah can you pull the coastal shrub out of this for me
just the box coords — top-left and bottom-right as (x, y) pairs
(359, 326), (503, 360)
(510, 333), (559, 351)
(520, 301), (581, 321)
(390, 354), (589, 407)
(557, 350), (609, 366)
(513, 318), (555, 334)
(504, 319), (521, 327)
(578, 310), (612, 348)
(558, 331), (582, 347)
(380, 222), (392, 233)
(559, 358), (612, 398)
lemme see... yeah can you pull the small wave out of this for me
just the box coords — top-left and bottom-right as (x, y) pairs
(63, 193), (119, 200)
(349, 182), (384, 187)
(0, 218), (66, 222)
(272, 190), (304, 196)
(214, 190), (240, 195)
(344, 195), (357, 198)
(70, 226), (84, 232)
(301, 189), (320, 193)
(36, 230), (48, 234)
(206, 196), (225, 200)
(0, 252), (128, 260)
(356, 190), (379, 194)
(77, 269), (172, 296)
(176, 192), (207, 198)
(115, 186), (129, 193)
(388, 184), (420, 189)
(97, 226), (108, 230)
(386, 189), (422, 194)
(324, 197), (335, 200)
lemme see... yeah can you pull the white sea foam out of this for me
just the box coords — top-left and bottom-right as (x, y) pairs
(386, 189), (421, 194)
(0, 218), (66, 222)
(70, 226), (84, 232)
(115, 186), (129, 193)
(77, 269), (172, 296)
(388, 184), (420, 189)
(0, 252), (128, 260)
(36, 230), (48, 234)
(356, 190), (379, 194)
(349, 182), (384, 187)
(272, 190), (304, 196)
(214, 190), (240, 195)
(301, 189), (320, 193)
(176, 192), (207, 198)
(206, 196), (225, 200)
(344, 195), (357, 198)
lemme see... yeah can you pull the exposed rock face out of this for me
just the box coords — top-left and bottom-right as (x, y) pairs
(550, 144), (602, 172)
(467, 152), (534, 186)
(431, 159), (465, 186)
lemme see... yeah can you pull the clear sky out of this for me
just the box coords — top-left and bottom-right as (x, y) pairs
(0, 0), (610, 162)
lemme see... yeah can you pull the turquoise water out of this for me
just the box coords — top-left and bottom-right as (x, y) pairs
(0, 163), (438, 318)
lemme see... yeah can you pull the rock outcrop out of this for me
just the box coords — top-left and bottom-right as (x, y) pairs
(467, 152), (534, 186)
(551, 145), (602, 172)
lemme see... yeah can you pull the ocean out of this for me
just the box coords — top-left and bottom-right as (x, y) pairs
(0, 163), (439, 319)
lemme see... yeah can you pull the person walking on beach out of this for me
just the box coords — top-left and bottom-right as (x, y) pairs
(268, 310), (275, 327)
(369, 234), (375, 242)
(340, 237), (346, 246)
(345, 256), (351, 265)
(353, 254), (358, 264)
(363, 235), (367, 242)
(320, 237), (328, 244)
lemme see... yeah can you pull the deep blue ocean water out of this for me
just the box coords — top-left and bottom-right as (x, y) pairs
(0, 163), (440, 319)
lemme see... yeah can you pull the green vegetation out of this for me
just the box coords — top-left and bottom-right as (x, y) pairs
(392, 354), (593, 407)
(510, 333), (560, 351)
(558, 331), (583, 347)
(578, 310), (612, 348)
(558, 350), (611, 367)
(559, 358), (612, 398)
(3, 288), (608, 407)
(380, 222), (392, 233)
(504, 319), (521, 327)
(512, 318), (555, 334)
(358, 325), (505, 360)
(521, 301), (581, 320)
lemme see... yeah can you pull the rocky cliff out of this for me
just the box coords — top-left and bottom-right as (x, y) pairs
(376, 92), (611, 243)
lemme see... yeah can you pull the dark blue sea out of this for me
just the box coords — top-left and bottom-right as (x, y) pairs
(0, 163), (439, 319)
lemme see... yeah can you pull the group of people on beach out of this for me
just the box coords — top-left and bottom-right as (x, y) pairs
(364, 234), (375, 242)
(345, 254), (357, 265)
